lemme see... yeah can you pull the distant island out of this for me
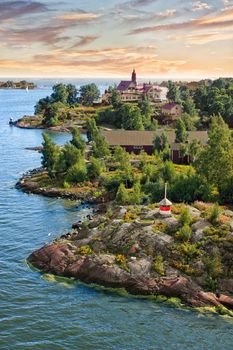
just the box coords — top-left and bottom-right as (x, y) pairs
(0, 80), (36, 89)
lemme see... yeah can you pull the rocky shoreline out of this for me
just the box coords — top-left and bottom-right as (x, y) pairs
(16, 169), (113, 203)
(13, 115), (86, 133)
(27, 200), (233, 315)
(28, 245), (233, 311)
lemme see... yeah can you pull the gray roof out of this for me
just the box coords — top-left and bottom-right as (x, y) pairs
(102, 130), (208, 147)
(159, 198), (172, 206)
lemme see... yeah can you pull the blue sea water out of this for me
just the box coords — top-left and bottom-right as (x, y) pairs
(0, 85), (233, 350)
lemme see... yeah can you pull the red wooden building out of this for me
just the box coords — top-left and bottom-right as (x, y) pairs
(102, 130), (208, 164)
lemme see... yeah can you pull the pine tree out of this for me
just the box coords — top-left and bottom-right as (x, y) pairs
(41, 133), (60, 177)
(195, 115), (233, 188)
(175, 118), (188, 143)
(71, 127), (86, 154)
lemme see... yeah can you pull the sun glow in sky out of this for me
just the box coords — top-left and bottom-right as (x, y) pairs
(0, 0), (232, 78)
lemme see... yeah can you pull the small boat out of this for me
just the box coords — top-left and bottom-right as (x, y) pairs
(26, 86), (29, 92)
(9, 118), (14, 125)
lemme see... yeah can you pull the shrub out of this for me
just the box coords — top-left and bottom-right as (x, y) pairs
(129, 181), (143, 205)
(87, 156), (103, 179)
(63, 181), (71, 189)
(103, 173), (121, 191)
(78, 245), (93, 255)
(208, 203), (221, 225)
(115, 254), (126, 265)
(179, 207), (192, 226)
(152, 221), (168, 233)
(123, 211), (137, 222)
(175, 224), (192, 242)
(173, 242), (200, 263)
(116, 183), (129, 204)
(153, 254), (165, 275)
(66, 163), (87, 183)
(203, 249), (223, 279)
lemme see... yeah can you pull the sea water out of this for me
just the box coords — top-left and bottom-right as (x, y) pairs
(0, 82), (232, 350)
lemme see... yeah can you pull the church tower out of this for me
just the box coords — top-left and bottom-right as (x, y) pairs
(131, 69), (137, 84)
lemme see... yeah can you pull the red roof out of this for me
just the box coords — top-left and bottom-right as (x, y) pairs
(117, 81), (134, 91)
(162, 102), (178, 110)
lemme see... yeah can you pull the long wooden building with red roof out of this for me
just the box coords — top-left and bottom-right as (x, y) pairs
(102, 129), (208, 164)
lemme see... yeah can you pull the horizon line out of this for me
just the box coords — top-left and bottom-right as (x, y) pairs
(0, 75), (232, 81)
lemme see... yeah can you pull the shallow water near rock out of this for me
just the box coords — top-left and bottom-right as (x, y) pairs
(0, 85), (233, 350)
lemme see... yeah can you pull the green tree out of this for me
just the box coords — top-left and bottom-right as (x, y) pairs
(114, 146), (130, 170)
(167, 81), (181, 102)
(130, 180), (142, 204)
(71, 128), (86, 154)
(79, 83), (100, 106)
(194, 84), (208, 111)
(35, 96), (51, 115)
(117, 103), (144, 130)
(138, 95), (153, 129)
(66, 162), (87, 183)
(189, 139), (201, 162)
(43, 101), (66, 127)
(56, 143), (82, 173)
(92, 134), (110, 158)
(41, 133), (60, 177)
(142, 163), (158, 184)
(179, 143), (188, 159)
(87, 157), (103, 179)
(67, 84), (78, 104)
(108, 86), (122, 108)
(51, 84), (69, 104)
(175, 118), (188, 143)
(150, 119), (158, 131)
(195, 115), (233, 188)
(153, 132), (169, 152)
(182, 97), (197, 117)
(212, 78), (227, 89)
(162, 161), (176, 183)
(86, 118), (99, 142)
(181, 113), (196, 131)
(116, 183), (129, 204)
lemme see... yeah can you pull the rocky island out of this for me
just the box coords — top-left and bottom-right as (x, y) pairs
(28, 202), (233, 315)
(15, 77), (233, 316)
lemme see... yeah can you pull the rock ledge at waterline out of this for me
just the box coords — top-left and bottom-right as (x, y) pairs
(28, 203), (233, 315)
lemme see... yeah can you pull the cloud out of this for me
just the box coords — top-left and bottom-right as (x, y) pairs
(28, 44), (186, 76)
(71, 36), (99, 48)
(0, 1), (48, 21)
(0, 51), (187, 78)
(30, 54), (187, 76)
(56, 12), (101, 21)
(192, 1), (211, 11)
(169, 31), (233, 44)
(129, 8), (233, 34)
(0, 9), (101, 47)
(0, 25), (71, 45)
(118, 0), (157, 9)
(113, 7), (177, 25)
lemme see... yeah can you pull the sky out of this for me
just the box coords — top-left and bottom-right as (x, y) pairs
(0, 0), (232, 79)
